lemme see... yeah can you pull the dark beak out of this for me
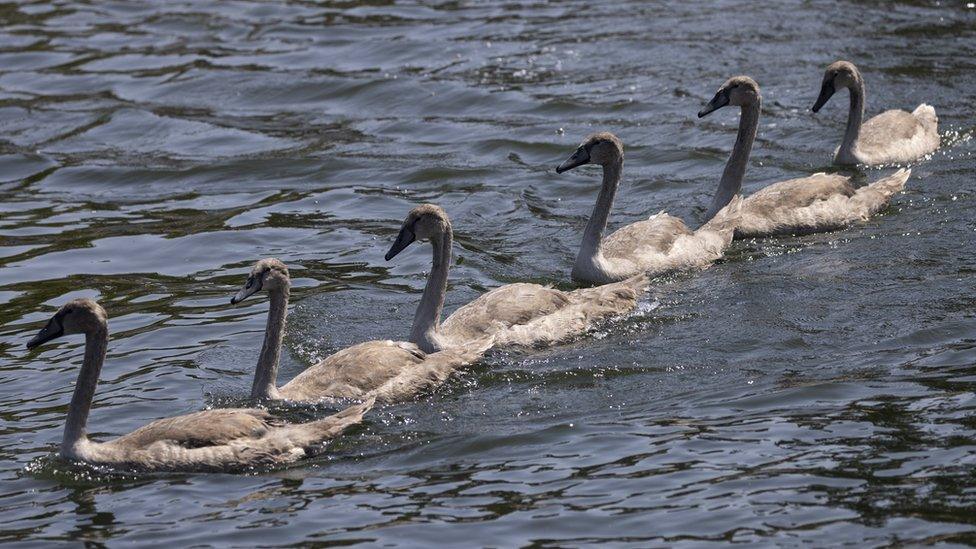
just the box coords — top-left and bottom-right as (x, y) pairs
(230, 276), (262, 305)
(26, 318), (64, 350)
(811, 80), (835, 113)
(385, 227), (416, 260)
(698, 89), (729, 118)
(555, 146), (590, 174)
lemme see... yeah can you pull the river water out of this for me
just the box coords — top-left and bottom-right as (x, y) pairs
(1, 1), (975, 546)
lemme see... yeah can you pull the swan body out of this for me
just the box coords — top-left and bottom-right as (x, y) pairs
(555, 132), (742, 286)
(812, 60), (939, 166)
(385, 204), (649, 352)
(25, 299), (372, 472)
(735, 170), (909, 237)
(232, 259), (488, 404)
(64, 404), (369, 472)
(699, 76), (910, 237)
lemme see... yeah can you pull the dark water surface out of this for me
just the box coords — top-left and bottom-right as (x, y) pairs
(1, 0), (975, 546)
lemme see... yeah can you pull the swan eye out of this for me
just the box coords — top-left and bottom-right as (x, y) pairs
(248, 272), (264, 287)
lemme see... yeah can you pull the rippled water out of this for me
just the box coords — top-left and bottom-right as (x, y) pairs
(1, 0), (975, 545)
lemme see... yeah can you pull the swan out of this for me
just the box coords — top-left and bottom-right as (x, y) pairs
(553, 132), (743, 286)
(25, 298), (373, 472)
(812, 60), (939, 166)
(230, 258), (490, 403)
(384, 204), (649, 353)
(698, 76), (911, 237)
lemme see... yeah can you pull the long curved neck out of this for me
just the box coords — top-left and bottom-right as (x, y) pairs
(62, 325), (108, 455)
(577, 159), (622, 264)
(410, 228), (452, 352)
(704, 99), (760, 222)
(251, 286), (288, 400)
(839, 77), (865, 160)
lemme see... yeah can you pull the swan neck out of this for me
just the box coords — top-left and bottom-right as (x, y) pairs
(840, 78), (865, 159)
(411, 228), (451, 352)
(251, 286), (288, 400)
(62, 326), (108, 455)
(705, 100), (759, 222)
(577, 159), (622, 265)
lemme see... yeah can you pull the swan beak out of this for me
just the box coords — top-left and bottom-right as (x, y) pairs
(556, 146), (590, 173)
(27, 317), (64, 349)
(811, 80), (835, 113)
(385, 228), (416, 260)
(231, 276), (262, 305)
(698, 90), (729, 118)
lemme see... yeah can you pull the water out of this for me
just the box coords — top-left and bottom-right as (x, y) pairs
(1, 0), (975, 545)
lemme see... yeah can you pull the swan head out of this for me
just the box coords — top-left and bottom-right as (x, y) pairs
(231, 258), (289, 304)
(555, 132), (623, 173)
(698, 76), (761, 118)
(812, 60), (861, 113)
(385, 204), (451, 260)
(27, 299), (107, 349)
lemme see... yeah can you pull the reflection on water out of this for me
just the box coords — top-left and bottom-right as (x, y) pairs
(1, 0), (975, 545)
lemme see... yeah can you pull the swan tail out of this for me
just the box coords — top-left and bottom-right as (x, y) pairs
(569, 274), (648, 311)
(614, 273), (651, 297)
(912, 103), (938, 131)
(432, 335), (494, 366)
(700, 194), (743, 237)
(852, 168), (910, 217)
(276, 396), (375, 449)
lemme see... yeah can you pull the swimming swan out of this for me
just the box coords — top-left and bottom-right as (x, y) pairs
(231, 259), (489, 404)
(385, 204), (649, 353)
(699, 76), (910, 237)
(812, 60), (939, 166)
(26, 299), (372, 472)
(553, 132), (743, 286)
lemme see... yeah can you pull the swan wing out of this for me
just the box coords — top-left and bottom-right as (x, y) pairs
(108, 408), (280, 451)
(855, 109), (939, 164)
(490, 275), (648, 348)
(745, 173), (853, 212)
(738, 173), (853, 236)
(279, 340), (427, 401)
(860, 109), (924, 149)
(600, 214), (732, 276)
(441, 283), (570, 344)
(363, 339), (490, 403)
(601, 214), (692, 261)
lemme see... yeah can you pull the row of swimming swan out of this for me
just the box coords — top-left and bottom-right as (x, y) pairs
(25, 61), (939, 472)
